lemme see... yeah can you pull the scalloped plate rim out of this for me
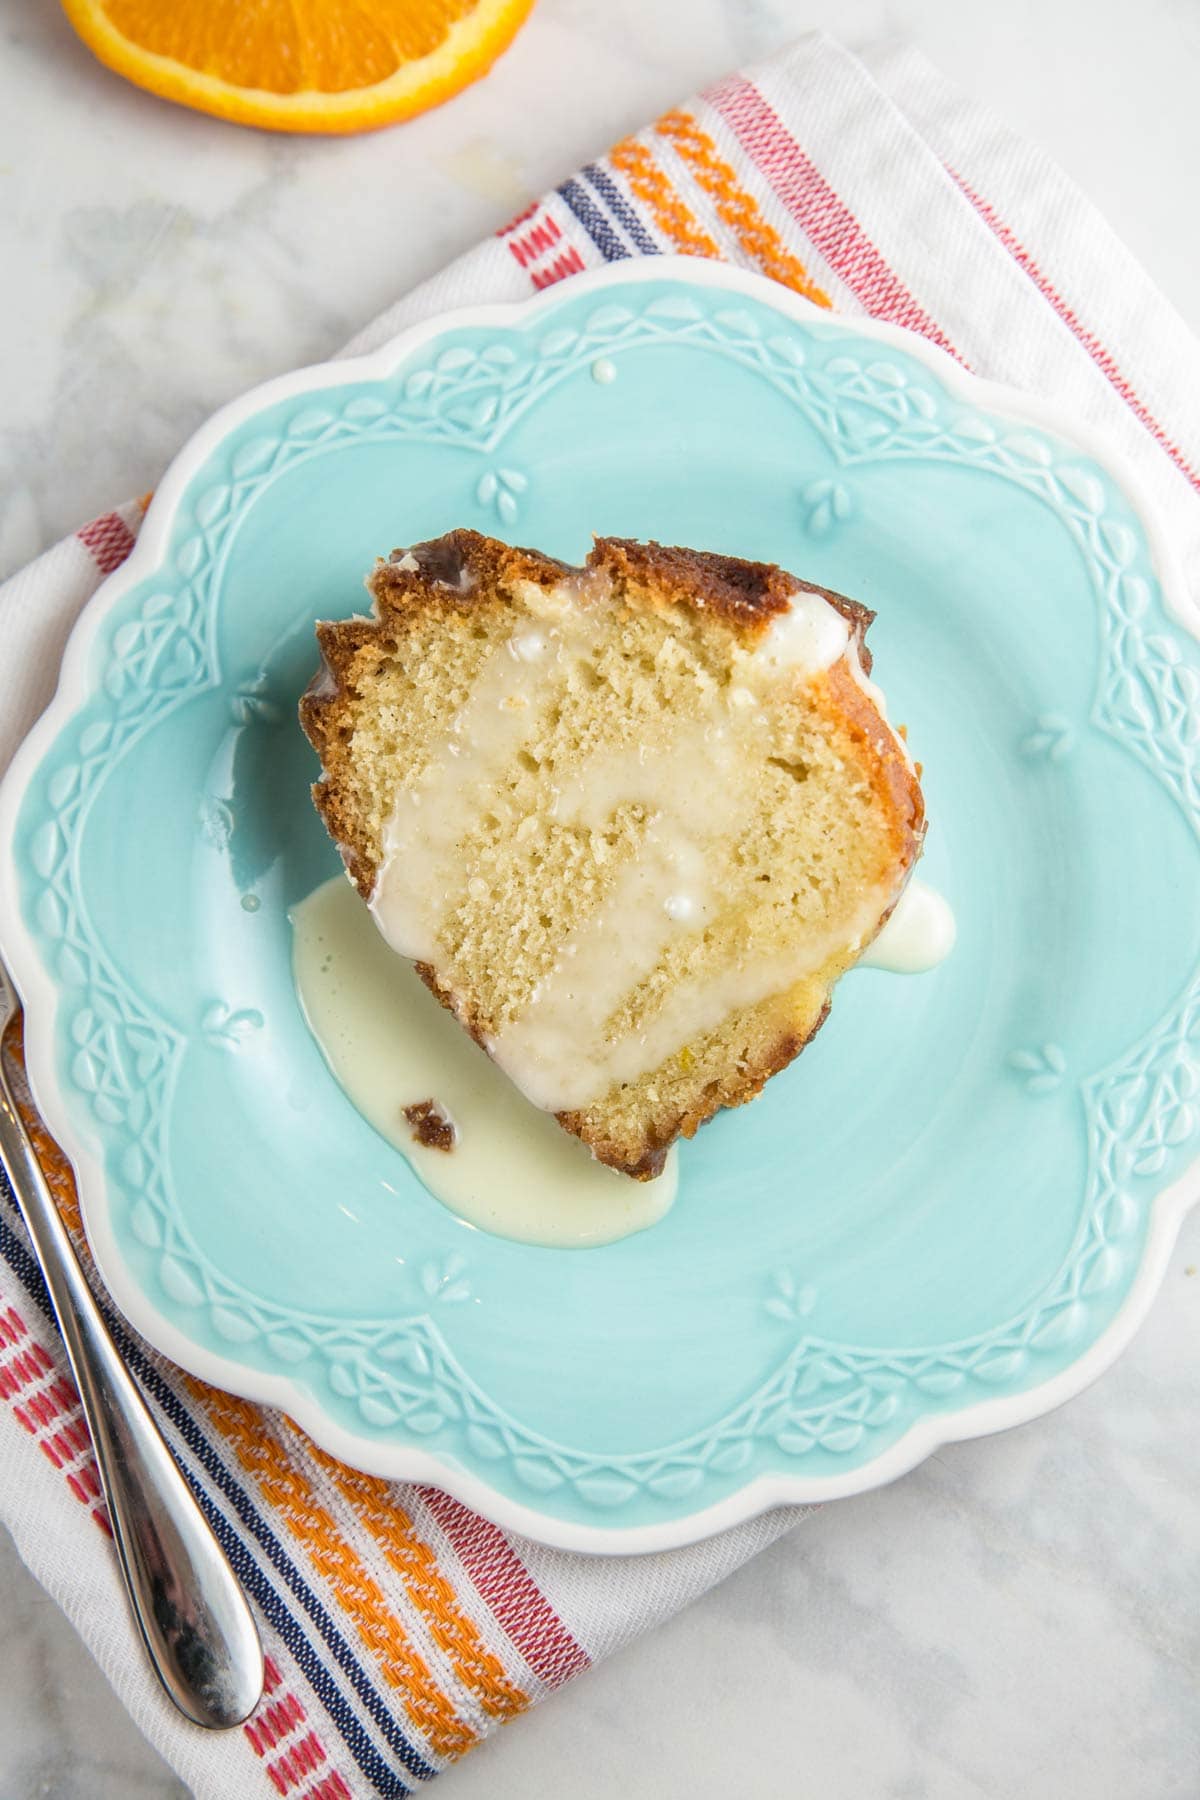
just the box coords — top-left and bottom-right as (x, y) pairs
(1, 256), (1197, 1555)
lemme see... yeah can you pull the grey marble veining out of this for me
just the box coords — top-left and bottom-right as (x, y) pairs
(0, 0), (1198, 1794)
(0, 1527), (187, 1800)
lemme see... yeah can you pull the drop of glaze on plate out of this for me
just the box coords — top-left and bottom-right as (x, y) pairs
(591, 358), (617, 384)
(858, 880), (956, 974)
(291, 877), (678, 1249)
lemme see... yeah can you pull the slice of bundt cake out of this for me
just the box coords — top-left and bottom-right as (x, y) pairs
(300, 530), (925, 1179)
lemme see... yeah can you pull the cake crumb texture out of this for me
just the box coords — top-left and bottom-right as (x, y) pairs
(301, 530), (925, 1178)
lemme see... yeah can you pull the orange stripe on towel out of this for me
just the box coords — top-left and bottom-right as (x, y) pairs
(299, 1432), (530, 1722)
(655, 110), (832, 306)
(189, 1382), (477, 1762)
(2, 1021), (83, 1238)
(608, 137), (722, 259)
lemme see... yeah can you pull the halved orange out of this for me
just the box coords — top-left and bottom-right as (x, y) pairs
(59, 0), (537, 134)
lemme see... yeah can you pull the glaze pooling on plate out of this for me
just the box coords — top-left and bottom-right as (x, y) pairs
(1, 260), (1197, 1552)
(859, 881), (955, 974)
(293, 875), (678, 1248)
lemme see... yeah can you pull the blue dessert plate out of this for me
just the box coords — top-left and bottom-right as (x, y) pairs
(2, 260), (1198, 1552)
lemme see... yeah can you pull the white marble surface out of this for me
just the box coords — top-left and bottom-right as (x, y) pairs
(1, 0), (1198, 1794)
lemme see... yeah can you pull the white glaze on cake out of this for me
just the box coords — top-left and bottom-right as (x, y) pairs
(367, 574), (919, 1116)
(749, 587), (851, 672)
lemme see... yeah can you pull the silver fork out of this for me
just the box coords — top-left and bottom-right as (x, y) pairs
(0, 954), (263, 1729)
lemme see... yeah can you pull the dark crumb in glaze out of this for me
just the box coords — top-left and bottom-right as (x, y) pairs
(403, 1098), (457, 1152)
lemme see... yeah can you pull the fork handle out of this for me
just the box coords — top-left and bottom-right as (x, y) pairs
(0, 1065), (263, 1729)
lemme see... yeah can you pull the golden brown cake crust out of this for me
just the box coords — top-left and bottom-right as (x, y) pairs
(555, 1000), (833, 1180)
(299, 529), (925, 1179)
(593, 537), (876, 665)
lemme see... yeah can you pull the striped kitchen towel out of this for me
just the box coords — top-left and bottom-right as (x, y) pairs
(2, 32), (1199, 1800)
